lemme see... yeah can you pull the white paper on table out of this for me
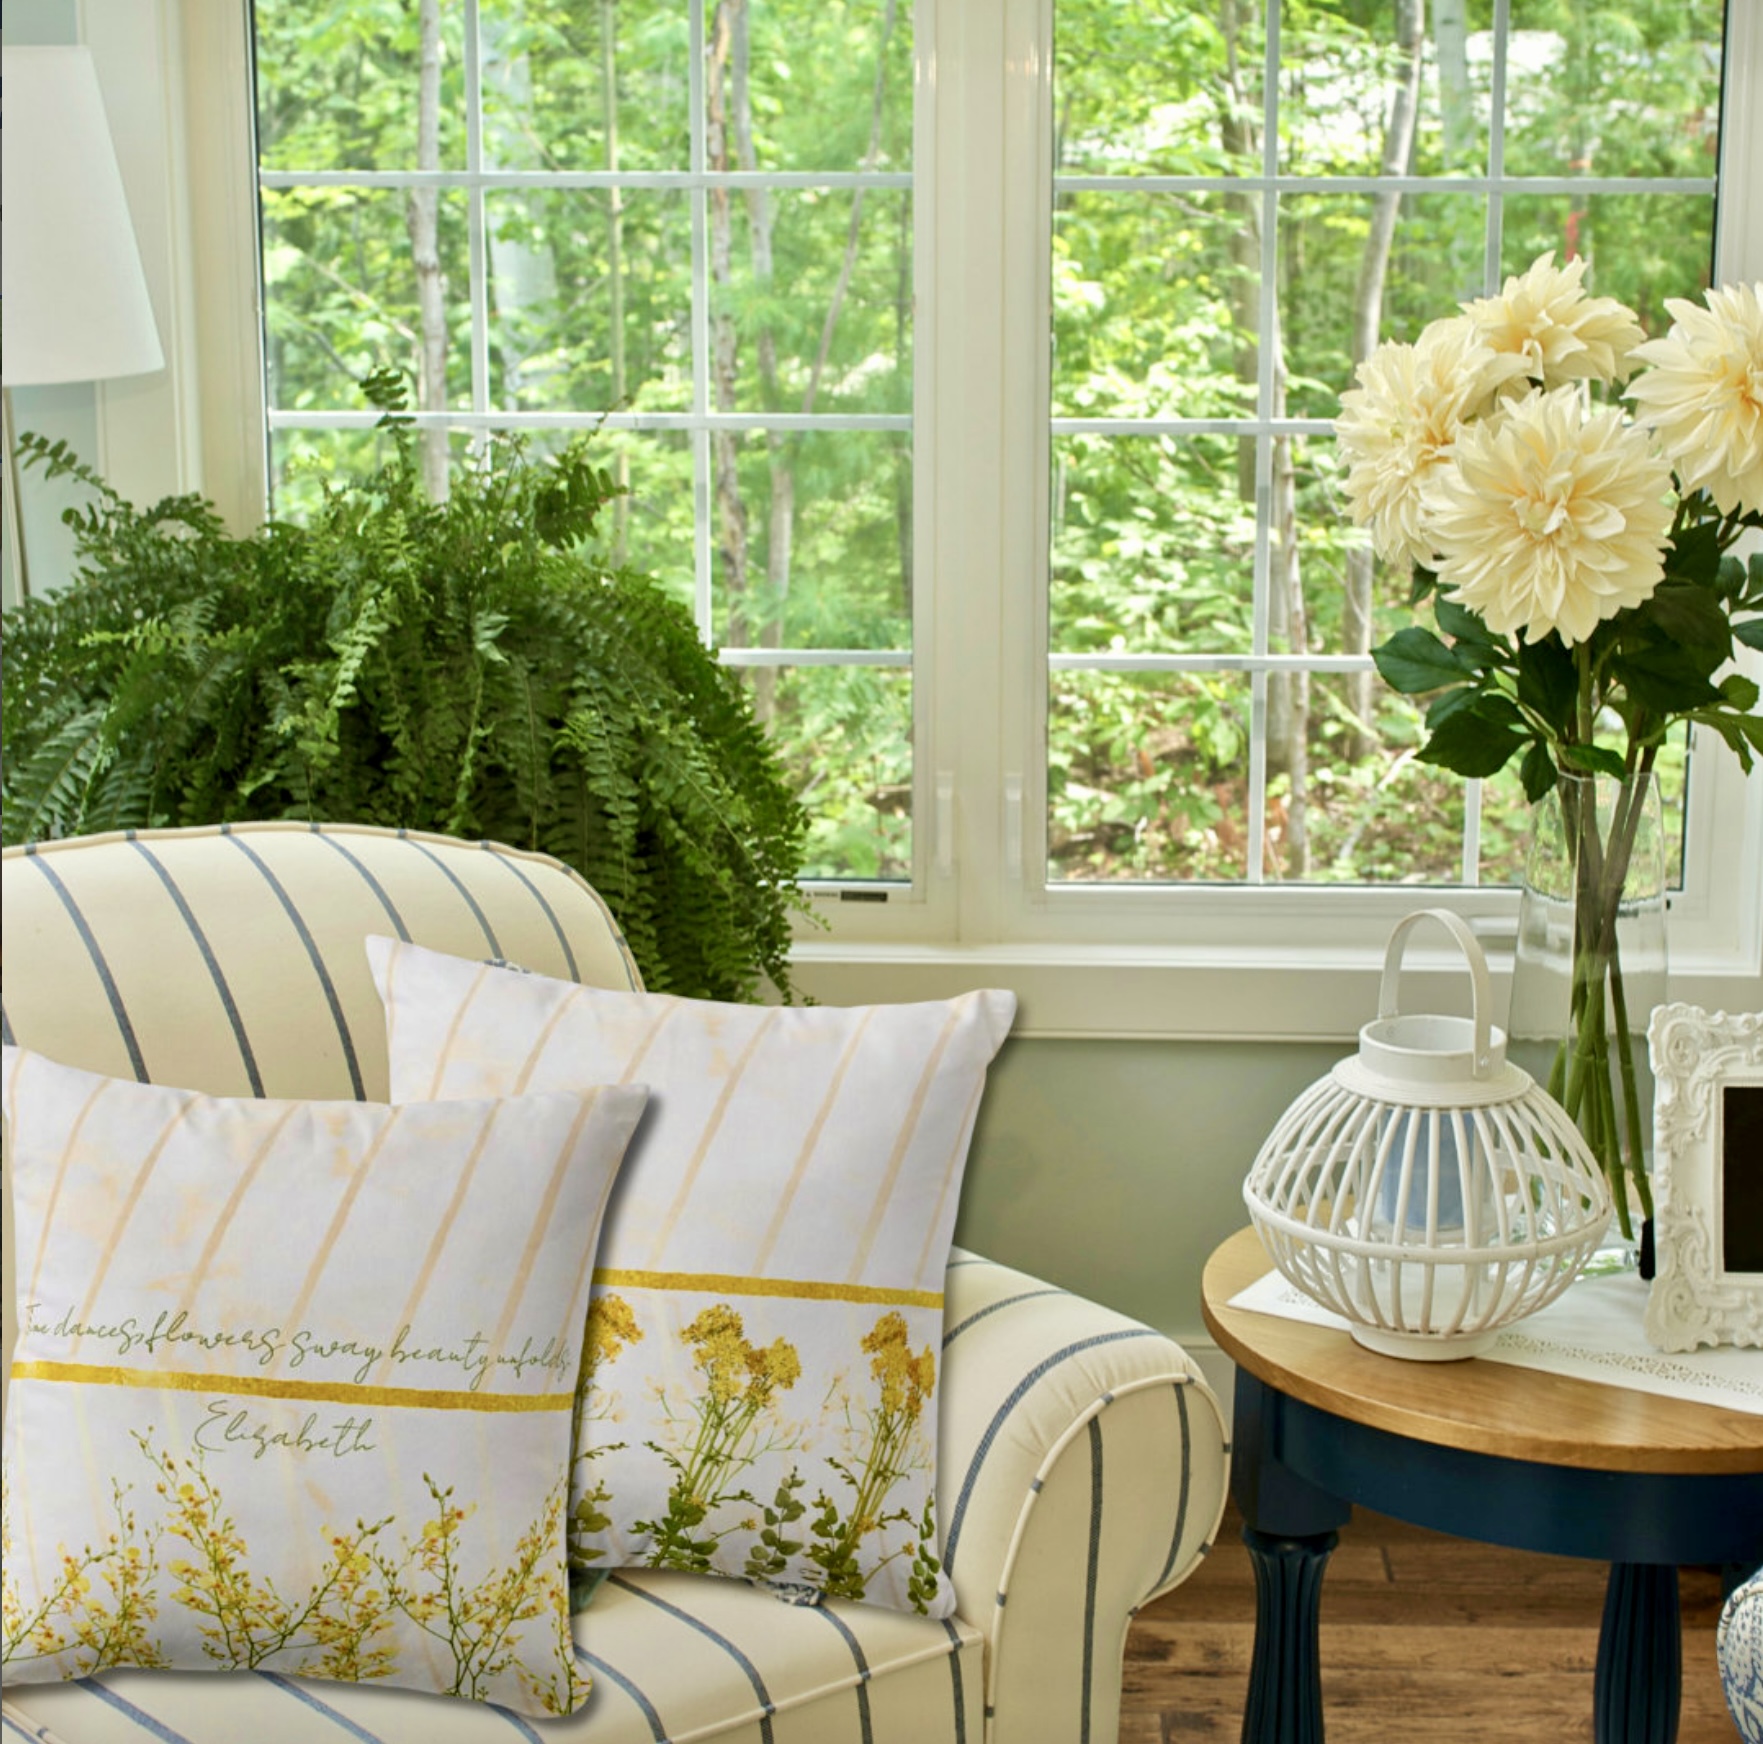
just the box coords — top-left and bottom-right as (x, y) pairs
(1228, 1266), (1763, 1417)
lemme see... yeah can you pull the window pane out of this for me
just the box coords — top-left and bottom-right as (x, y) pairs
(1278, 673), (1464, 885)
(1052, 191), (1250, 420)
(1500, 2), (1725, 179)
(711, 431), (912, 651)
(254, 1), (468, 173)
(486, 190), (692, 412)
(733, 0), (913, 173)
(1051, 434), (1254, 658)
(513, 429), (697, 608)
(262, 188), (471, 411)
(1055, 0), (1263, 176)
(759, 665), (913, 880)
(1500, 194), (1717, 340)
(709, 191), (912, 415)
(478, 0), (691, 173)
(269, 427), (478, 518)
(1280, 194), (1494, 420)
(1048, 671), (1253, 882)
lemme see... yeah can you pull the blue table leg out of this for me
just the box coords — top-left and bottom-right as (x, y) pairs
(1593, 1562), (1681, 1744)
(1242, 1525), (1338, 1744)
(1233, 1369), (1351, 1743)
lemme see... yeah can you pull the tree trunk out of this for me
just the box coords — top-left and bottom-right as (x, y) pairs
(602, 0), (630, 563)
(481, 8), (561, 408)
(708, 1), (749, 645)
(405, 0), (450, 502)
(1215, 0), (1312, 869)
(1342, 0), (1425, 762)
(730, 0), (780, 717)
(894, 187), (912, 617)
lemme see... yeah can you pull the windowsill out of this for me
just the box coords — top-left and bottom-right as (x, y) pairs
(786, 937), (1763, 1041)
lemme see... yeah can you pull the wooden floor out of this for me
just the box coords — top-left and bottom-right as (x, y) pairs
(1121, 1502), (1734, 1742)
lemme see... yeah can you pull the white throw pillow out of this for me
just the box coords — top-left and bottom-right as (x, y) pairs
(367, 938), (1016, 1617)
(0, 1047), (647, 1716)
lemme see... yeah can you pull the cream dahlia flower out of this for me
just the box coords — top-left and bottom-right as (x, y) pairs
(1461, 253), (1648, 389)
(1425, 386), (1674, 646)
(1337, 318), (1530, 569)
(1625, 281), (1763, 516)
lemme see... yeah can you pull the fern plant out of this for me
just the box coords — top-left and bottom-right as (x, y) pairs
(2, 401), (811, 1002)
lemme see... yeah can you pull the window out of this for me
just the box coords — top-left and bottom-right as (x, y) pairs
(1046, 0), (1721, 892)
(220, 0), (1761, 1031)
(252, 0), (916, 881)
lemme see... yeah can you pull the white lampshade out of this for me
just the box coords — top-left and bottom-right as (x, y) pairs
(2, 45), (164, 386)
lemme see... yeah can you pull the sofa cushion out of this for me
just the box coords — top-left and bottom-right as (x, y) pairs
(1, 1047), (646, 1716)
(367, 938), (1016, 1619)
(0, 1574), (985, 1743)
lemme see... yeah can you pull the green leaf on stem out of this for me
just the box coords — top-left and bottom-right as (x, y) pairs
(1416, 695), (1526, 778)
(1662, 513), (1724, 584)
(1734, 618), (1763, 652)
(1373, 627), (1474, 695)
(1558, 742), (1628, 780)
(1515, 635), (1577, 738)
(1637, 581), (1734, 655)
(1424, 685), (1483, 729)
(1686, 708), (1763, 772)
(1721, 674), (1762, 712)
(1519, 739), (1556, 803)
(1609, 645), (1726, 715)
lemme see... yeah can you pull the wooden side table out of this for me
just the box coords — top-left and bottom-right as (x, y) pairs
(1201, 1227), (1763, 1744)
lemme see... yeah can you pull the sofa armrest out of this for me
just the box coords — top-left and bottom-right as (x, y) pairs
(936, 1250), (1229, 1744)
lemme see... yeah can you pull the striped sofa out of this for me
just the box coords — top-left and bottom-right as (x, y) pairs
(0, 823), (1229, 1744)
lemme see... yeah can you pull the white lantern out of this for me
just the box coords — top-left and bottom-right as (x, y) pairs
(1244, 909), (1612, 1360)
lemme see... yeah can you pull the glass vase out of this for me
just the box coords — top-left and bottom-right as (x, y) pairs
(1507, 770), (1668, 1256)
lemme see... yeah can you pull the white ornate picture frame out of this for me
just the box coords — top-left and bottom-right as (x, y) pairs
(1644, 1003), (1763, 1352)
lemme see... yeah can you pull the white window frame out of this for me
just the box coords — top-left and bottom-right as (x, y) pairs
(139, 0), (1763, 1036)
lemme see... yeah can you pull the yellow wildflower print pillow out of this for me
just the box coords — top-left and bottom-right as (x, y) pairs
(367, 938), (1017, 1618)
(0, 1047), (647, 1716)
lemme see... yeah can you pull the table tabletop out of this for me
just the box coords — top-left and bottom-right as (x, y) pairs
(1201, 1226), (1763, 1476)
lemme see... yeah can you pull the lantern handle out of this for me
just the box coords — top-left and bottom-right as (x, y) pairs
(1378, 908), (1496, 1078)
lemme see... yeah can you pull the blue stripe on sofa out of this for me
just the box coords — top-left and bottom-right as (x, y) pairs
(941, 1287), (1067, 1350)
(2, 1711), (59, 1744)
(23, 849), (148, 1081)
(1082, 1415), (1104, 1744)
(397, 831), (503, 958)
(129, 839), (265, 1095)
(941, 1327), (1164, 1574)
(478, 844), (580, 982)
(1155, 1382), (1194, 1591)
(609, 1576), (777, 1744)
(574, 1647), (668, 1742)
(73, 1682), (192, 1744)
(812, 1607), (874, 1744)
(311, 828), (412, 941)
(256, 1673), (385, 1741)
(222, 829), (366, 1100)
(939, 1620), (967, 1742)
(483, 1702), (547, 1741)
